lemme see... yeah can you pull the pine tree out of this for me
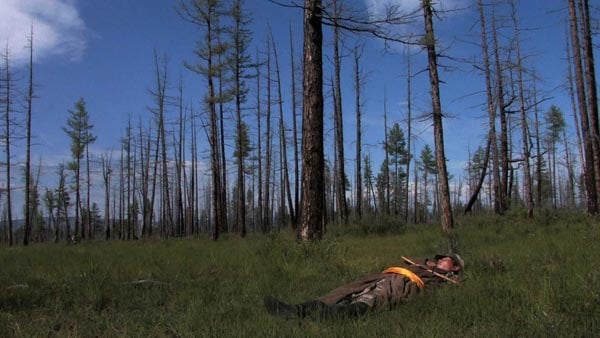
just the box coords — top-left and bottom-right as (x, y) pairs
(63, 98), (95, 240)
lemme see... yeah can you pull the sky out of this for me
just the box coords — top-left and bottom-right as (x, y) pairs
(0, 0), (587, 216)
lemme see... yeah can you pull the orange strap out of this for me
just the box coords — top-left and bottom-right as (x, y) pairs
(382, 267), (425, 289)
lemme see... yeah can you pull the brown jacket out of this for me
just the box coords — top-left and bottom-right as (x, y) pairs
(316, 258), (454, 308)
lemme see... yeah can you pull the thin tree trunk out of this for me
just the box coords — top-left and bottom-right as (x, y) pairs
(565, 25), (585, 190)
(354, 46), (363, 220)
(264, 37), (273, 232)
(477, 0), (502, 215)
(256, 49), (263, 231)
(217, 33), (229, 235)
(413, 159), (418, 223)
(563, 128), (576, 208)
(511, 0), (534, 217)
(102, 153), (112, 240)
(23, 27), (34, 246)
(289, 24), (300, 227)
(422, 0), (453, 232)
(383, 94), (390, 214)
(404, 48), (412, 222)
(533, 72), (543, 208)
(464, 139), (491, 214)
(332, 0), (348, 223)
(85, 143), (91, 239)
(492, 10), (509, 213)
(2, 44), (14, 246)
(271, 32), (295, 226)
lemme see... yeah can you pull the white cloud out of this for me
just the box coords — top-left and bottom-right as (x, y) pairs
(0, 0), (86, 66)
(363, 0), (472, 17)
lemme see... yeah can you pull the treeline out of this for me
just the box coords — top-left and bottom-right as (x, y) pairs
(0, 0), (598, 245)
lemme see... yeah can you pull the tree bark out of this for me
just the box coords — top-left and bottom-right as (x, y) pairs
(2, 44), (14, 245)
(491, 9), (509, 212)
(354, 46), (363, 220)
(422, 0), (453, 232)
(299, 0), (324, 241)
(271, 33), (295, 226)
(568, 0), (598, 214)
(332, 0), (348, 223)
(23, 27), (34, 245)
(477, 0), (502, 215)
(289, 24), (300, 227)
(578, 0), (600, 199)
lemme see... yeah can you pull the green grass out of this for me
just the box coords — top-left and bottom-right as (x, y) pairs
(1, 213), (600, 337)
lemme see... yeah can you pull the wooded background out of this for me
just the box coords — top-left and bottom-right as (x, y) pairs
(1, 0), (599, 245)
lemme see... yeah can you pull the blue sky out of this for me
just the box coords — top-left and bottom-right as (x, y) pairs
(0, 0), (582, 215)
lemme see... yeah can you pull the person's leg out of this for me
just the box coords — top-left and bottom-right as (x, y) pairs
(264, 296), (369, 319)
(263, 296), (302, 318)
(316, 302), (369, 319)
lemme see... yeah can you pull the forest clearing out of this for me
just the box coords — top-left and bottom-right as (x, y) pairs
(2, 0), (600, 335)
(1, 212), (599, 337)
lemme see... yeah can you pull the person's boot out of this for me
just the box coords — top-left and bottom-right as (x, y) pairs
(263, 296), (301, 318)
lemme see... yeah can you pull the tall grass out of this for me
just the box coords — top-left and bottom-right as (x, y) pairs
(1, 213), (599, 337)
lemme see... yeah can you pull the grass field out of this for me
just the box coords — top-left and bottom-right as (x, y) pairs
(1, 212), (600, 337)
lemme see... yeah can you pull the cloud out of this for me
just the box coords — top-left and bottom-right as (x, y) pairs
(363, 0), (472, 17)
(0, 0), (87, 66)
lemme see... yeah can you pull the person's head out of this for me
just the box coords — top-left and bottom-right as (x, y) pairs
(434, 254), (464, 273)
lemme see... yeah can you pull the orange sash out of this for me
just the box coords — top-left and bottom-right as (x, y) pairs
(382, 267), (425, 289)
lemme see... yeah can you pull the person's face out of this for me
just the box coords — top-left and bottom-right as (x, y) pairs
(436, 256), (460, 272)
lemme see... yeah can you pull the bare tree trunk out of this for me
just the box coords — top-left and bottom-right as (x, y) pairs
(256, 49), (263, 231)
(2, 44), (14, 245)
(510, 0), (534, 217)
(354, 45), (363, 220)
(565, 26), (585, 191)
(383, 94), (390, 214)
(404, 48), (412, 222)
(264, 37), (273, 232)
(289, 24), (300, 227)
(101, 153), (112, 240)
(125, 120), (132, 240)
(422, 0), (453, 232)
(578, 0), (600, 199)
(132, 128), (139, 239)
(217, 33), (229, 235)
(413, 159), (418, 223)
(568, 0), (598, 214)
(332, 0), (348, 223)
(563, 128), (576, 208)
(299, 0), (324, 241)
(23, 27), (34, 246)
(85, 142), (92, 239)
(175, 80), (185, 236)
(155, 57), (173, 236)
(464, 139), (491, 214)
(119, 142), (124, 239)
(492, 10), (509, 212)
(190, 110), (198, 235)
(477, 0), (502, 214)
(533, 73), (543, 208)
(271, 32), (295, 226)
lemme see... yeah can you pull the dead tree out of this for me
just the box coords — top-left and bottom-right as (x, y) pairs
(422, 0), (453, 232)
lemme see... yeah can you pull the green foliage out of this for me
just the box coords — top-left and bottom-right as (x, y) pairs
(419, 144), (437, 175)
(1, 215), (600, 336)
(63, 98), (96, 162)
(545, 105), (565, 143)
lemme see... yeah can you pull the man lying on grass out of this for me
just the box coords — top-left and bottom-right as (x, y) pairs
(264, 253), (464, 319)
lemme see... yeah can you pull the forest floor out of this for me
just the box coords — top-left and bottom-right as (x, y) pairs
(1, 211), (599, 337)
